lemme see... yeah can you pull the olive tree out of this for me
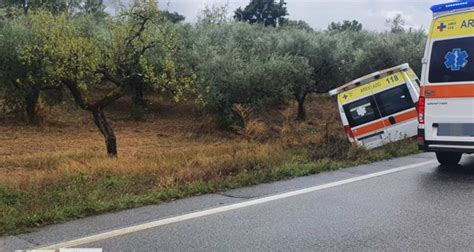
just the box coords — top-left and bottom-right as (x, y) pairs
(13, 0), (190, 156)
(1, 0), (107, 16)
(0, 16), (63, 123)
(276, 29), (352, 120)
(351, 30), (426, 78)
(191, 22), (307, 126)
(234, 0), (288, 27)
(328, 20), (362, 32)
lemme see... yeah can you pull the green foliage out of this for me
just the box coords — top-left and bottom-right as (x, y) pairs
(197, 2), (230, 25)
(0, 11), (103, 90)
(0, 0), (191, 109)
(96, 1), (194, 105)
(283, 20), (313, 32)
(0, 0), (107, 17)
(277, 29), (354, 93)
(0, 0), (194, 154)
(234, 0), (288, 27)
(0, 3), (427, 126)
(190, 23), (311, 126)
(27, 12), (100, 85)
(161, 10), (185, 23)
(0, 17), (30, 112)
(328, 20), (363, 32)
(351, 30), (426, 79)
(77, 0), (107, 17)
(386, 14), (406, 33)
(0, 12), (89, 118)
(184, 21), (426, 123)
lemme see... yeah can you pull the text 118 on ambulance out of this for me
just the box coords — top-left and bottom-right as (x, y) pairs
(329, 63), (421, 150)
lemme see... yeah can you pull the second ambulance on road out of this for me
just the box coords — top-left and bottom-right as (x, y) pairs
(418, 1), (474, 165)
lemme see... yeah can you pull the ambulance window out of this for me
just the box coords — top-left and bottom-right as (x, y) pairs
(429, 37), (474, 83)
(343, 96), (381, 127)
(375, 85), (414, 117)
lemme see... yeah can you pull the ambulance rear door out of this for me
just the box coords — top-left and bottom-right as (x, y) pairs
(338, 82), (388, 149)
(373, 73), (419, 144)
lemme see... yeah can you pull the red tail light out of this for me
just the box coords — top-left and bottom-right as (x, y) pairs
(344, 125), (354, 139)
(417, 96), (425, 124)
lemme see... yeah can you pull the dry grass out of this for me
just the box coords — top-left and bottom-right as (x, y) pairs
(0, 95), (341, 172)
(0, 94), (418, 235)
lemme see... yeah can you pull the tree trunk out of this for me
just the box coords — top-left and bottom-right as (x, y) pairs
(92, 108), (117, 156)
(131, 82), (146, 120)
(132, 82), (145, 106)
(62, 79), (125, 156)
(25, 88), (40, 124)
(295, 92), (307, 121)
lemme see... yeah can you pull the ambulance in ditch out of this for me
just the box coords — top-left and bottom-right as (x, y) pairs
(418, 1), (474, 165)
(329, 64), (421, 149)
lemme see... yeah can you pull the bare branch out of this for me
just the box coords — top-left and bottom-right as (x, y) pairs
(97, 68), (124, 86)
(62, 79), (92, 111)
(94, 85), (127, 109)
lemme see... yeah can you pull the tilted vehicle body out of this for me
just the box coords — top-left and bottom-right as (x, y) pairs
(330, 64), (421, 149)
(418, 1), (474, 165)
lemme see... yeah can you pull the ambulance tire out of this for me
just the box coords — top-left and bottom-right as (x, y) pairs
(435, 152), (462, 166)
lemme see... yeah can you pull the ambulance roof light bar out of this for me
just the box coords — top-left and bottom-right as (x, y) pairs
(430, 1), (474, 13)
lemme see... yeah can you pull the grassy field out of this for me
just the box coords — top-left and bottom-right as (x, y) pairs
(0, 95), (419, 236)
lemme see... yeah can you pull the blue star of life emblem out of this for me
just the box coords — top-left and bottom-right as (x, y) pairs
(444, 48), (469, 71)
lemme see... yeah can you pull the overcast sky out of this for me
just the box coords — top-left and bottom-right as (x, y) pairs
(147, 0), (442, 31)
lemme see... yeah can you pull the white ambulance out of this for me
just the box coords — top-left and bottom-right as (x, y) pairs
(418, 1), (474, 165)
(329, 64), (421, 149)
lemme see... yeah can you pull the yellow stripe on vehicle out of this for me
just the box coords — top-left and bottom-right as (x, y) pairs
(337, 72), (405, 104)
(430, 11), (474, 39)
(407, 68), (417, 80)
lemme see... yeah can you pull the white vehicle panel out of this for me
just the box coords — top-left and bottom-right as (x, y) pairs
(425, 97), (474, 141)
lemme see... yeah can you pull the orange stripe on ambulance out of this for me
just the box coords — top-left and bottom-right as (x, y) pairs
(329, 64), (420, 150)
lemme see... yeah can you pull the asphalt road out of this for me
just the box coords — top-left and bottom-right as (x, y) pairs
(3, 152), (474, 251)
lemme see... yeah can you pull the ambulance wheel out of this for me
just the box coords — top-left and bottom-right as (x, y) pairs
(436, 152), (462, 166)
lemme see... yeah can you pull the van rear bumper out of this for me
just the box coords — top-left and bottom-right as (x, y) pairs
(419, 140), (474, 154)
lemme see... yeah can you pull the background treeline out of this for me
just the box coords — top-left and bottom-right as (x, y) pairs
(0, 0), (427, 155)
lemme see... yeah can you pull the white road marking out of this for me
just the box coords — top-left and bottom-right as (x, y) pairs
(37, 160), (436, 250)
